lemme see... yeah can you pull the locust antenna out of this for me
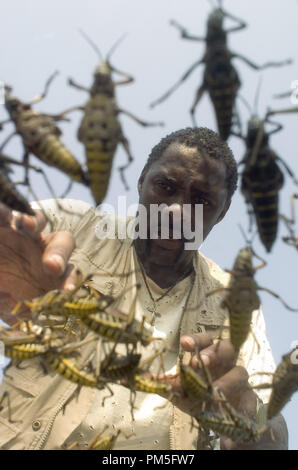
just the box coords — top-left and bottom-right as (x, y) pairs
(207, 0), (216, 8)
(78, 28), (103, 61)
(238, 94), (252, 116)
(106, 33), (128, 63)
(238, 223), (257, 247)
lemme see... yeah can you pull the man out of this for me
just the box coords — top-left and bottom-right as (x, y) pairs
(0, 127), (288, 450)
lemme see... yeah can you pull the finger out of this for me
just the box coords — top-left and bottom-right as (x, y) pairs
(60, 265), (82, 291)
(180, 333), (213, 353)
(14, 209), (48, 235)
(190, 339), (237, 379)
(42, 231), (75, 276)
(214, 365), (250, 408)
(220, 437), (236, 450)
(0, 203), (13, 227)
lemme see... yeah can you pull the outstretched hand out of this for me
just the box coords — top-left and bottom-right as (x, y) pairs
(0, 204), (76, 324)
(159, 332), (287, 450)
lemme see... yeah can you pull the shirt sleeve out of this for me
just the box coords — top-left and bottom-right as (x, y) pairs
(237, 307), (276, 404)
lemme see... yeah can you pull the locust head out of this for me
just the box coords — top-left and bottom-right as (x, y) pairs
(233, 247), (254, 276)
(206, 8), (226, 43)
(246, 114), (268, 148)
(92, 61), (114, 96)
(4, 87), (29, 120)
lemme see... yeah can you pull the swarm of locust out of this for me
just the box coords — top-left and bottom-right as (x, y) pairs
(176, 349), (269, 447)
(1, 277), (171, 422)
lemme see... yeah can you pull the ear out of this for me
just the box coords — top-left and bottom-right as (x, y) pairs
(138, 169), (146, 195)
(215, 199), (231, 225)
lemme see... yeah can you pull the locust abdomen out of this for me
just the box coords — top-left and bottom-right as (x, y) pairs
(0, 166), (34, 215)
(241, 151), (284, 252)
(78, 95), (121, 205)
(36, 134), (88, 184)
(205, 50), (240, 141)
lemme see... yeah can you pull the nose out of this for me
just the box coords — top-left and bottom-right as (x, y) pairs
(160, 203), (185, 238)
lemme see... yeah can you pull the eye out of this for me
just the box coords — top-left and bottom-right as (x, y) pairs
(155, 180), (176, 194)
(192, 193), (210, 206)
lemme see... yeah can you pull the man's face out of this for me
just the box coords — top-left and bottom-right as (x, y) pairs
(137, 142), (231, 266)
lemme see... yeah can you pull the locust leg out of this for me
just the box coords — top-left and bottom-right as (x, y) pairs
(0, 119), (12, 130)
(66, 441), (83, 450)
(0, 391), (22, 423)
(59, 180), (73, 198)
(264, 117), (283, 136)
(276, 155), (298, 184)
(118, 109), (164, 128)
(0, 131), (17, 152)
(273, 91), (292, 99)
(170, 19), (205, 41)
(190, 84), (206, 127)
(258, 286), (298, 312)
(118, 135), (133, 191)
(46, 105), (85, 121)
(101, 383), (114, 407)
(232, 53), (292, 70)
(88, 425), (109, 449)
(268, 105), (298, 115)
(111, 66), (134, 86)
(150, 58), (204, 108)
(220, 7), (247, 33)
(28, 71), (59, 105)
(186, 287), (232, 312)
(68, 78), (90, 93)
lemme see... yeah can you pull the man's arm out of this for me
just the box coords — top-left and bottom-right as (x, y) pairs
(0, 203), (77, 323)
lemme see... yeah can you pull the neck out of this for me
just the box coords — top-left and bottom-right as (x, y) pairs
(134, 239), (195, 288)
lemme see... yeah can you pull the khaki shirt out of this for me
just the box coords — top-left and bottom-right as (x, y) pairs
(0, 199), (275, 450)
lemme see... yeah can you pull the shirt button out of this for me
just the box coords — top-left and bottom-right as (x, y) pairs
(32, 420), (42, 431)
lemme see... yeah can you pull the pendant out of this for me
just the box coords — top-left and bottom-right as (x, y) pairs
(147, 304), (161, 319)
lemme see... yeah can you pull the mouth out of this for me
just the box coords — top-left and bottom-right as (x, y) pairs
(151, 226), (184, 251)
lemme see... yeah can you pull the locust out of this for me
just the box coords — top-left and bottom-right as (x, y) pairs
(98, 350), (142, 381)
(180, 363), (213, 406)
(67, 425), (133, 450)
(66, 30), (163, 205)
(198, 246), (298, 352)
(280, 194), (298, 251)
(79, 294), (157, 348)
(233, 112), (297, 252)
(0, 74), (88, 192)
(11, 273), (115, 321)
(196, 390), (268, 444)
(150, 0), (291, 140)
(253, 348), (298, 420)
(0, 155), (34, 215)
